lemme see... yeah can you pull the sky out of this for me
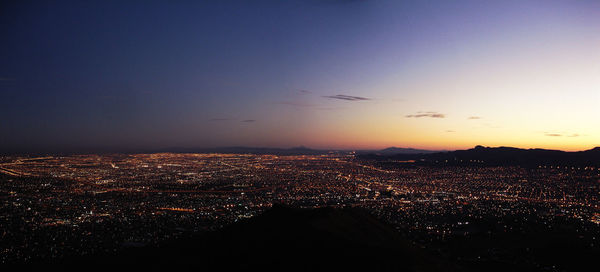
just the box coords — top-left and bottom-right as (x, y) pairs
(1, 0), (599, 153)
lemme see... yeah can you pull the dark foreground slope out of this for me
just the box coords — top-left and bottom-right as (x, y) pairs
(27, 206), (446, 272)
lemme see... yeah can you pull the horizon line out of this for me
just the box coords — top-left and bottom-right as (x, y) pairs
(2, 144), (599, 155)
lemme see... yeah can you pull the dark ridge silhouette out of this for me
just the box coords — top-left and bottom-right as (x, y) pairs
(359, 145), (600, 167)
(25, 205), (448, 272)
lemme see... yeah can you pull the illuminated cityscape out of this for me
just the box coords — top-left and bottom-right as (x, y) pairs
(1, 153), (599, 270)
(2, 0), (600, 271)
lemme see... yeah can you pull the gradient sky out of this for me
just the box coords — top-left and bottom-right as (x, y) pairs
(1, 0), (599, 152)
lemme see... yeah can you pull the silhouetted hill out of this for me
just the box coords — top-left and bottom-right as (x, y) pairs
(29, 205), (447, 272)
(360, 145), (600, 167)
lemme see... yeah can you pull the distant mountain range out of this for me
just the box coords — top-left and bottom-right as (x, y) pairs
(359, 145), (600, 167)
(6, 145), (599, 167)
(158, 146), (441, 155)
(360, 146), (441, 155)
(157, 146), (330, 155)
(156, 145), (600, 167)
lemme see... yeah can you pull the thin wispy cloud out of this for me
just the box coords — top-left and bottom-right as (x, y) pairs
(405, 111), (446, 118)
(296, 89), (312, 95)
(322, 94), (371, 101)
(544, 132), (580, 137)
(446, 130), (456, 133)
(467, 116), (481, 120)
(241, 119), (256, 123)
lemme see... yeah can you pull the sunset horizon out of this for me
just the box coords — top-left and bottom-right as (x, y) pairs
(2, 0), (598, 153)
(2, 1), (599, 271)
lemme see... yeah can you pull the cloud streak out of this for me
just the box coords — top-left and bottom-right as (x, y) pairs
(405, 111), (446, 118)
(241, 119), (256, 123)
(322, 94), (371, 101)
(467, 116), (481, 120)
(544, 132), (579, 137)
(296, 89), (312, 95)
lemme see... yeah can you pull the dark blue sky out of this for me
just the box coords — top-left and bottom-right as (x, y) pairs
(1, 1), (599, 152)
